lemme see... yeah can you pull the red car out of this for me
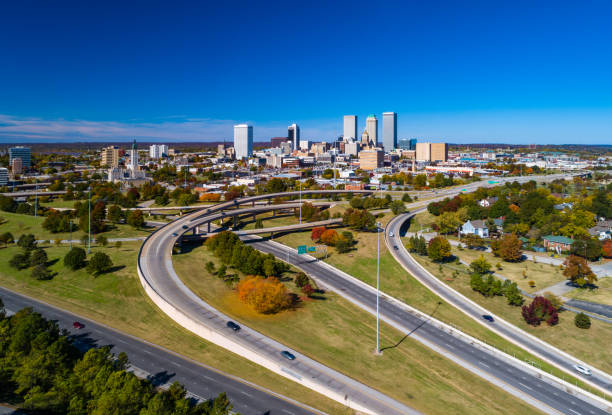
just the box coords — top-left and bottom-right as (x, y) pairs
(73, 321), (85, 329)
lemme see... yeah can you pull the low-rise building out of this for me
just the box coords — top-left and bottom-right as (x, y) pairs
(542, 235), (574, 252)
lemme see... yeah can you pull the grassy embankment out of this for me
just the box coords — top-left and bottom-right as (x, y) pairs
(173, 242), (541, 415)
(0, 239), (350, 414)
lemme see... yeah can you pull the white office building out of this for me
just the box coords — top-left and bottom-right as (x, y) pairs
(149, 144), (168, 159)
(288, 123), (300, 150)
(343, 115), (357, 140)
(382, 112), (397, 151)
(128, 140), (139, 171)
(0, 168), (8, 186)
(234, 124), (253, 159)
(366, 114), (378, 146)
(299, 140), (312, 151)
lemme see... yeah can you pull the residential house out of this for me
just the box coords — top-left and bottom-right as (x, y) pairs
(542, 235), (574, 252)
(460, 220), (489, 238)
(478, 196), (498, 208)
(553, 202), (573, 211)
(589, 220), (612, 240)
(492, 217), (505, 233)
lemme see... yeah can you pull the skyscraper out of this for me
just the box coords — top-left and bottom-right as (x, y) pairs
(343, 115), (357, 141)
(382, 112), (397, 151)
(101, 146), (119, 168)
(288, 124), (300, 150)
(9, 146), (31, 169)
(234, 124), (253, 159)
(366, 114), (378, 146)
(149, 144), (168, 159)
(128, 140), (139, 170)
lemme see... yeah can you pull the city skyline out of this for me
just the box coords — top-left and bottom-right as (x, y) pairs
(2, 1), (612, 144)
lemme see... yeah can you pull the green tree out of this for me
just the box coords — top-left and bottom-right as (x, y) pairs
(31, 264), (52, 280)
(574, 312), (591, 329)
(435, 211), (463, 235)
(470, 255), (491, 275)
(30, 248), (48, 267)
(9, 251), (31, 270)
(563, 255), (597, 286)
(0, 231), (14, 247)
(64, 247), (87, 270)
(115, 240), (122, 249)
(17, 234), (37, 251)
(87, 252), (113, 276)
(295, 272), (309, 288)
(97, 235), (108, 246)
(390, 200), (406, 215)
(108, 205), (123, 223)
(401, 193), (413, 203)
(427, 236), (452, 262)
(127, 210), (145, 229)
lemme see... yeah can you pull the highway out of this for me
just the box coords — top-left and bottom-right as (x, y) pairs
(386, 211), (612, 394)
(139, 198), (420, 415)
(0, 286), (321, 415)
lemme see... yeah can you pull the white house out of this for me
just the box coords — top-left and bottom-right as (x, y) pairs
(478, 197), (498, 208)
(460, 219), (489, 238)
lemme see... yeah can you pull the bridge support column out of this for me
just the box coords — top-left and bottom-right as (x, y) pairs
(233, 215), (237, 228)
(207, 222), (211, 233)
(252, 201), (255, 207)
(272, 209), (276, 217)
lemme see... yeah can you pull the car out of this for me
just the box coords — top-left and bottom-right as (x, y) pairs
(574, 364), (592, 376)
(171, 232), (178, 237)
(482, 315), (494, 322)
(393, 245), (399, 250)
(226, 321), (241, 331)
(280, 350), (296, 360)
(73, 321), (85, 329)
(182, 225), (189, 229)
(389, 231), (394, 237)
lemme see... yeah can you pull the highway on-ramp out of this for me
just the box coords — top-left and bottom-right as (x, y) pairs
(0, 286), (321, 415)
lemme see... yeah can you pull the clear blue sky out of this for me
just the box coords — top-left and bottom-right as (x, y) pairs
(1, 0), (611, 144)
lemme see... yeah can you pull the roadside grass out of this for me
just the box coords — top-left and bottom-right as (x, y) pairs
(566, 278), (612, 307)
(0, 241), (351, 415)
(452, 247), (567, 293)
(0, 211), (151, 241)
(39, 198), (80, 209)
(173, 243), (541, 415)
(240, 212), (299, 231)
(273, 224), (609, 397)
(407, 211), (435, 233)
(411, 253), (612, 375)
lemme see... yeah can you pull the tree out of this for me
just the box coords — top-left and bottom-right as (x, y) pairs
(115, 241), (122, 249)
(470, 255), (491, 275)
(491, 233), (523, 262)
(235, 276), (292, 314)
(64, 247), (87, 270)
(301, 283), (315, 297)
(205, 261), (215, 274)
(97, 235), (108, 246)
(603, 240), (612, 258)
(435, 211), (463, 234)
(342, 208), (375, 231)
(390, 200), (406, 215)
(543, 292), (564, 310)
(0, 231), (14, 247)
(311, 226), (326, 242)
(571, 238), (602, 262)
(31, 264), (52, 280)
(295, 272), (309, 288)
(255, 218), (264, 229)
(574, 312), (591, 329)
(407, 235), (427, 255)
(127, 210), (145, 229)
(402, 193), (413, 203)
(30, 248), (48, 267)
(502, 280), (524, 306)
(563, 255), (597, 287)
(42, 210), (72, 233)
(9, 252), (31, 270)
(87, 252), (113, 276)
(462, 233), (484, 249)
(521, 296), (558, 326)
(79, 201), (106, 234)
(320, 229), (340, 246)
(335, 237), (352, 253)
(108, 205), (123, 223)
(17, 233), (37, 251)
(427, 236), (452, 262)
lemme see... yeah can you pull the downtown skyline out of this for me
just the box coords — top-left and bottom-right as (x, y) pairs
(2, 0), (612, 144)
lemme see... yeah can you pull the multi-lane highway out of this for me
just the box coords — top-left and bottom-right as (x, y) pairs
(386, 211), (612, 395)
(0, 286), (321, 415)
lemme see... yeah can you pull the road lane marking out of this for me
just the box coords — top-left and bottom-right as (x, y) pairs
(518, 382), (533, 391)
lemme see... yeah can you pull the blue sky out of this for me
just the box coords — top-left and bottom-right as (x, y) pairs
(1, 0), (611, 144)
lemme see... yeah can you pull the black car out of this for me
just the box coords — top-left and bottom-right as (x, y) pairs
(226, 321), (241, 331)
(393, 245), (399, 250)
(280, 350), (296, 360)
(482, 315), (494, 322)
(182, 225), (189, 229)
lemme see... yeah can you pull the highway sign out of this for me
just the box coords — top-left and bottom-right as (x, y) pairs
(297, 245), (307, 254)
(308, 246), (316, 252)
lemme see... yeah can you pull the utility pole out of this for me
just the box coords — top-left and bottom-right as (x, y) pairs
(376, 220), (381, 354)
(88, 187), (91, 254)
(69, 219), (73, 249)
(299, 181), (302, 224)
(34, 179), (38, 217)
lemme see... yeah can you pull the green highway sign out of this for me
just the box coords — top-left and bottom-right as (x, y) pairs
(308, 246), (316, 252)
(297, 245), (307, 254)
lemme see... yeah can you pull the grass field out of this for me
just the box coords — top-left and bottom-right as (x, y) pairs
(273, 221), (607, 395)
(0, 241), (351, 414)
(411, 253), (612, 374)
(453, 247), (567, 293)
(0, 211), (150, 241)
(173, 243), (541, 415)
(39, 198), (80, 209)
(566, 278), (612, 306)
(407, 211), (435, 233)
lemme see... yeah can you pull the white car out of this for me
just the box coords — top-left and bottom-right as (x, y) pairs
(389, 231), (394, 237)
(574, 364), (592, 376)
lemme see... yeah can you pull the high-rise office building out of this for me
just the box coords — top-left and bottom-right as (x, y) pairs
(288, 124), (300, 150)
(101, 146), (119, 168)
(343, 115), (357, 141)
(128, 140), (139, 170)
(149, 144), (168, 159)
(382, 112), (397, 151)
(234, 124), (253, 159)
(9, 147), (31, 169)
(11, 157), (22, 174)
(430, 143), (448, 162)
(398, 138), (417, 150)
(359, 149), (384, 170)
(0, 168), (8, 186)
(366, 114), (378, 146)
(416, 142), (431, 161)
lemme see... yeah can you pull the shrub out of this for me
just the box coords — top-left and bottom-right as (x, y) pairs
(115, 241), (122, 249)
(9, 252), (31, 270)
(64, 247), (87, 270)
(295, 272), (309, 288)
(17, 234), (37, 251)
(427, 236), (452, 262)
(97, 235), (108, 246)
(301, 283), (315, 297)
(205, 261), (215, 273)
(86, 252), (113, 276)
(528, 280), (535, 288)
(0, 232), (14, 247)
(30, 248), (48, 267)
(236, 276), (292, 314)
(521, 296), (558, 326)
(31, 264), (52, 280)
(574, 312), (591, 329)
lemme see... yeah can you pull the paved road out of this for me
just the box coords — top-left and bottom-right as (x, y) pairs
(139, 201), (419, 415)
(387, 212), (612, 396)
(0, 286), (322, 415)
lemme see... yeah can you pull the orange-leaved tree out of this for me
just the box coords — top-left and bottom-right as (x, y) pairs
(236, 276), (292, 314)
(320, 229), (340, 246)
(311, 226), (326, 242)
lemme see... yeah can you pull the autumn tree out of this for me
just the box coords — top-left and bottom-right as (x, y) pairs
(427, 236), (452, 262)
(521, 296), (559, 326)
(236, 276), (292, 314)
(127, 210), (145, 229)
(491, 233), (523, 262)
(603, 240), (612, 258)
(342, 208), (375, 231)
(470, 255), (491, 275)
(563, 255), (597, 287)
(320, 229), (340, 246)
(311, 226), (326, 242)
(435, 211), (463, 235)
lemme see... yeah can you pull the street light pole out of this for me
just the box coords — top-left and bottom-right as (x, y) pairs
(69, 219), (72, 249)
(88, 187), (91, 253)
(34, 179), (38, 217)
(376, 220), (381, 354)
(299, 181), (302, 224)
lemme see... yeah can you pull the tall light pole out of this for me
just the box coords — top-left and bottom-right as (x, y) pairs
(88, 187), (91, 253)
(376, 220), (382, 354)
(299, 180), (302, 224)
(34, 179), (38, 217)
(69, 219), (73, 249)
